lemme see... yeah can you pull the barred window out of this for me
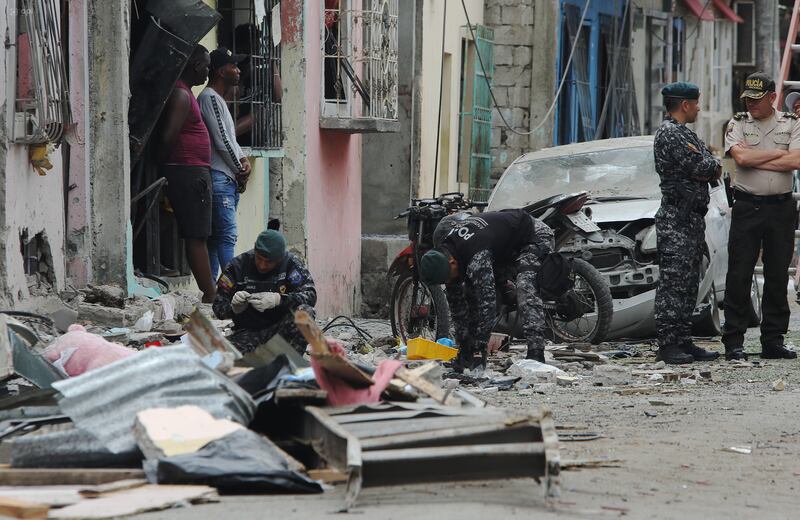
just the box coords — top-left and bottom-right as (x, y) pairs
(321, 0), (399, 132)
(8, 0), (71, 144)
(216, 0), (282, 152)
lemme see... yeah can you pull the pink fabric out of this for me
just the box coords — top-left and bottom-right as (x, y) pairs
(311, 339), (402, 406)
(166, 80), (211, 167)
(44, 324), (137, 377)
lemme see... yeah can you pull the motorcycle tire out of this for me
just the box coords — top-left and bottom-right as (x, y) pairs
(547, 258), (613, 344)
(390, 271), (450, 344)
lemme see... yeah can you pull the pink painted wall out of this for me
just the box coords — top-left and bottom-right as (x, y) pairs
(0, 2), (67, 303)
(65, 0), (90, 287)
(302, 2), (362, 316)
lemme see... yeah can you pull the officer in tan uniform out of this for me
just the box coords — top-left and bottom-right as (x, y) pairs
(722, 72), (800, 360)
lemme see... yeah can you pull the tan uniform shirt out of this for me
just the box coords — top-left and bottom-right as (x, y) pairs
(724, 110), (800, 195)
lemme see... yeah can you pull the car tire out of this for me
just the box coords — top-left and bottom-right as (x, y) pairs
(747, 275), (761, 327)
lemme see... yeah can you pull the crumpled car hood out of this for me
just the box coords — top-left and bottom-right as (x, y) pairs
(586, 199), (660, 223)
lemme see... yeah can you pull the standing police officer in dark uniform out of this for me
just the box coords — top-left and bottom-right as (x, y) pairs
(213, 229), (317, 354)
(653, 82), (721, 364)
(417, 209), (555, 368)
(722, 72), (800, 360)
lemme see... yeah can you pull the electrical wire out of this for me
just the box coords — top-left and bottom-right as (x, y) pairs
(322, 315), (374, 342)
(459, 0), (591, 136)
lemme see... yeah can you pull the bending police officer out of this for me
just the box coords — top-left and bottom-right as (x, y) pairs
(418, 210), (556, 368)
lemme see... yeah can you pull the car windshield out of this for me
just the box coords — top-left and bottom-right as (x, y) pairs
(488, 145), (660, 210)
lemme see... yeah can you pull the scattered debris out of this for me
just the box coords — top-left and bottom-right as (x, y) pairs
(561, 458), (624, 470)
(722, 446), (752, 455)
(48, 485), (217, 519)
(593, 364), (632, 386)
(772, 379), (786, 392)
(133, 406), (244, 459)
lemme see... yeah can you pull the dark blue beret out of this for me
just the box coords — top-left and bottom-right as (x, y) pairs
(661, 82), (700, 100)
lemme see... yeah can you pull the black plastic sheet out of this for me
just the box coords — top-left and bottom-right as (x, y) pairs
(145, 429), (323, 494)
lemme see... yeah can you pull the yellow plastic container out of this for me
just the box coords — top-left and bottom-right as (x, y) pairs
(407, 337), (458, 361)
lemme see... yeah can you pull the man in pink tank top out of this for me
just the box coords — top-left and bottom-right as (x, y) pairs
(156, 45), (216, 303)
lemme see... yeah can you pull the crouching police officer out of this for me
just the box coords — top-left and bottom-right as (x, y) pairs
(418, 209), (560, 369)
(653, 82), (721, 364)
(212, 229), (317, 354)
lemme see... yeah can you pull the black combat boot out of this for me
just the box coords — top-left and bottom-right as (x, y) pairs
(724, 345), (747, 361)
(655, 344), (694, 364)
(761, 344), (797, 359)
(683, 341), (720, 361)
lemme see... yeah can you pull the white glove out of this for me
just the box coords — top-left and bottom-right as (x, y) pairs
(231, 291), (251, 314)
(250, 292), (282, 312)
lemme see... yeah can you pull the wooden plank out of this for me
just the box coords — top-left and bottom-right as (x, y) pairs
(294, 310), (374, 388)
(395, 367), (462, 407)
(0, 469), (145, 487)
(0, 487), (79, 507)
(49, 485), (216, 519)
(307, 468), (347, 484)
(0, 497), (49, 519)
(78, 479), (147, 498)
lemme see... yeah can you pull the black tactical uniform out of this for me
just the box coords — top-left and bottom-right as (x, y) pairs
(653, 114), (720, 363)
(213, 251), (317, 353)
(440, 210), (554, 363)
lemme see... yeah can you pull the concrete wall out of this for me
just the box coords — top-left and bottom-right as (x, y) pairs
(417, 0), (484, 198)
(485, 0), (535, 180)
(278, 0), (362, 317)
(0, 0), (72, 305)
(361, 3), (415, 235)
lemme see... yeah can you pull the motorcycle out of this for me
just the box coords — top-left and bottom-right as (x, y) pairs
(388, 191), (614, 345)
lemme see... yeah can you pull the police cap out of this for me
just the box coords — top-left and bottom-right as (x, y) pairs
(661, 82), (700, 100)
(740, 72), (775, 100)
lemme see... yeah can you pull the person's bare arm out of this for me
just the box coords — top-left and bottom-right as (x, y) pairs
(728, 144), (787, 168)
(273, 72), (282, 102)
(156, 89), (190, 163)
(752, 150), (800, 172)
(235, 113), (254, 137)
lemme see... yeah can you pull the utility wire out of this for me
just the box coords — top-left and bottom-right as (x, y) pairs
(460, 0), (591, 136)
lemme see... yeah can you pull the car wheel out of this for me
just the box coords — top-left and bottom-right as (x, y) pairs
(747, 275), (761, 327)
(693, 282), (722, 337)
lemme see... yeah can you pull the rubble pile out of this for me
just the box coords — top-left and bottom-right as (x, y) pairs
(0, 303), (560, 518)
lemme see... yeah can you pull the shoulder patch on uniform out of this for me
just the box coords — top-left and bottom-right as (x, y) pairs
(784, 111), (799, 119)
(287, 270), (303, 285)
(217, 274), (234, 291)
(733, 112), (748, 121)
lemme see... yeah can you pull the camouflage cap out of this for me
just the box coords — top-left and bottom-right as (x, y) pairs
(661, 82), (700, 100)
(740, 72), (775, 100)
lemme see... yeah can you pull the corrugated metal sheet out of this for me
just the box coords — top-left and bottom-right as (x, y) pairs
(11, 424), (142, 468)
(53, 346), (255, 454)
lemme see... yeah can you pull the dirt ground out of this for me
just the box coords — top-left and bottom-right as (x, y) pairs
(136, 303), (800, 520)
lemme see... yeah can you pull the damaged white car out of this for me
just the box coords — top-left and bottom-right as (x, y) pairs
(487, 136), (761, 339)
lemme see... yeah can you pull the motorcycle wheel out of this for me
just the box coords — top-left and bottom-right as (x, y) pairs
(390, 271), (450, 344)
(546, 258), (613, 344)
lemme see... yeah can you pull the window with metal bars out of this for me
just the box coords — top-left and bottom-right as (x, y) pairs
(216, 0), (282, 151)
(7, 0), (71, 144)
(321, 0), (400, 132)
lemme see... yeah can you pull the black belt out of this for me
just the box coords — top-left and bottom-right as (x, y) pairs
(733, 190), (792, 204)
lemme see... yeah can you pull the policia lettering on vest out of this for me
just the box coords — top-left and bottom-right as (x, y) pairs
(722, 72), (800, 360)
(418, 210), (558, 370)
